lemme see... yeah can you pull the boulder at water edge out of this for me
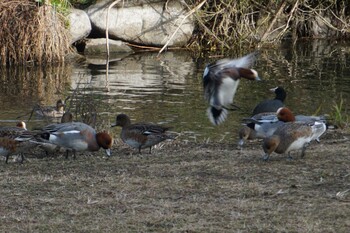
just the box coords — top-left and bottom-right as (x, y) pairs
(68, 8), (92, 43)
(86, 0), (195, 47)
(84, 38), (133, 54)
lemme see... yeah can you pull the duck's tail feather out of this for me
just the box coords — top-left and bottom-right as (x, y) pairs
(207, 106), (228, 126)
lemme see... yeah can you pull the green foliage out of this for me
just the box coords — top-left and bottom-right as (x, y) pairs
(331, 96), (349, 129)
(35, 0), (71, 14)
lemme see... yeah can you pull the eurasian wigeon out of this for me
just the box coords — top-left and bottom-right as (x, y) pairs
(41, 122), (113, 158)
(252, 87), (286, 115)
(238, 107), (327, 147)
(238, 111), (283, 147)
(0, 125), (38, 163)
(37, 112), (74, 156)
(35, 99), (65, 118)
(203, 52), (261, 125)
(262, 121), (327, 161)
(111, 114), (175, 154)
(238, 124), (257, 147)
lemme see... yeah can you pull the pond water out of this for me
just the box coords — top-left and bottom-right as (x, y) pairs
(1, 40), (349, 143)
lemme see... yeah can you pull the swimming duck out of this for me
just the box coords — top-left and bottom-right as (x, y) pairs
(35, 99), (65, 118)
(0, 125), (38, 163)
(111, 114), (175, 154)
(203, 52), (261, 125)
(262, 121), (326, 161)
(41, 122), (113, 158)
(252, 87), (286, 116)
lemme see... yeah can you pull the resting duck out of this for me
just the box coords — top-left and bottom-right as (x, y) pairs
(111, 114), (175, 154)
(203, 52), (261, 125)
(252, 86), (286, 116)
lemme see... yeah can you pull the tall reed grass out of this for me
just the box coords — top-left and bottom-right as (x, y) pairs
(0, 0), (70, 66)
(186, 0), (350, 53)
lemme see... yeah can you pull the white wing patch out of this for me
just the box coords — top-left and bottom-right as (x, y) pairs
(217, 78), (239, 106)
(60, 130), (81, 134)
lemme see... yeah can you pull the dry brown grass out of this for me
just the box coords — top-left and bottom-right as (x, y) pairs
(0, 0), (70, 66)
(186, 0), (350, 52)
(0, 129), (349, 232)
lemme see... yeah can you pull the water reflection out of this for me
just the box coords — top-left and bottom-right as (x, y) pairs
(0, 40), (349, 142)
(0, 65), (71, 127)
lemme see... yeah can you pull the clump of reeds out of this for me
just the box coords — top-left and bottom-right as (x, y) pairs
(186, 0), (260, 54)
(186, 0), (350, 53)
(0, 0), (70, 66)
(64, 75), (109, 130)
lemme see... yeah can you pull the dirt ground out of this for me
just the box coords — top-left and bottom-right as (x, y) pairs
(0, 128), (349, 232)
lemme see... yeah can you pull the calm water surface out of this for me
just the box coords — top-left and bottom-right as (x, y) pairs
(1, 40), (349, 142)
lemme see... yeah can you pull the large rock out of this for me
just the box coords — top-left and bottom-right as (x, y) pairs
(86, 0), (194, 47)
(84, 38), (133, 54)
(68, 8), (92, 43)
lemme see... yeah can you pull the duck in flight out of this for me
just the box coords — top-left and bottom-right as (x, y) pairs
(203, 52), (261, 125)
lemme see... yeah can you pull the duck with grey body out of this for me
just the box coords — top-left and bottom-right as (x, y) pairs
(40, 122), (113, 158)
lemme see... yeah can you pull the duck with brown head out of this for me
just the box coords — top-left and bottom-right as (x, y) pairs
(238, 107), (327, 147)
(203, 52), (261, 125)
(40, 122), (113, 158)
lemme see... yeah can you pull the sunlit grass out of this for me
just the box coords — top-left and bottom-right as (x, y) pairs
(331, 96), (349, 130)
(1, 135), (349, 232)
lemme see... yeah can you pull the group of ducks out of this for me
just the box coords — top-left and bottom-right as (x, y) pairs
(239, 87), (326, 160)
(0, 101), (175, 163)
(203, 52), (327, 160)
(1, 51), (328, 163)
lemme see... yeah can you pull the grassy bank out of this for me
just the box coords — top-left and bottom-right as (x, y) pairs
(0, 129), (349, 232)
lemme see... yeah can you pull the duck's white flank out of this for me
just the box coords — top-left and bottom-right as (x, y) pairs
(216, 78), (239, 107)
